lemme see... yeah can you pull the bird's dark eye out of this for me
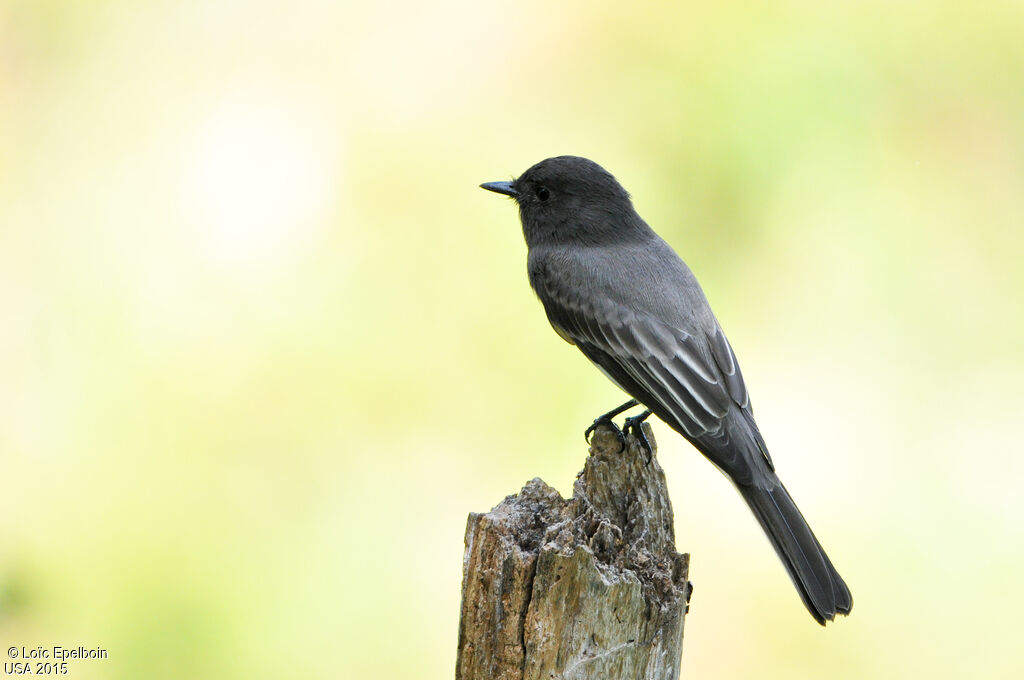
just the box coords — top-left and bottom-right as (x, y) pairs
(536, 186), (550, 202)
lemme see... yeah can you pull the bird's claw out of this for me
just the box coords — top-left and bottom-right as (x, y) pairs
(623, 410), (654, 463)
(584, 399), (639, 451)
(584, 415), (627, 452)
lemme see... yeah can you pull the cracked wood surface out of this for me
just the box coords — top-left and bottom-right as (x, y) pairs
(455, 424), (691, 680)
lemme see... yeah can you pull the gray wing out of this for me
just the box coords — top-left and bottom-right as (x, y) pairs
(534, 260), (773, 478)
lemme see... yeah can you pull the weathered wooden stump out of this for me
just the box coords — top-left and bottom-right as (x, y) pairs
(456, 424), (691, 680)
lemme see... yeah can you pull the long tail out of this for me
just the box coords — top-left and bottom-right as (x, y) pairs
(738, 479), (853, 625)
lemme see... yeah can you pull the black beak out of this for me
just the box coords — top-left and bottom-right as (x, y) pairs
(480, 181), (519, 198)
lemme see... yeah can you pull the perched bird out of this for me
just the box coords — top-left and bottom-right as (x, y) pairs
(481, 156), (852, 625)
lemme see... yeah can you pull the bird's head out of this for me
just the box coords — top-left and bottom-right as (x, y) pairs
(481, 156), (645, 248)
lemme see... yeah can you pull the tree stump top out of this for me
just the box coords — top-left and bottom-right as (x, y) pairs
(456, 424), (691, 680)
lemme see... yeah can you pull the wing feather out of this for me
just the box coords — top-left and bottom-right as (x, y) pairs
(543, 288), (734, 440)
(532, 251), (773, 479)
(708, 324), (750, 409)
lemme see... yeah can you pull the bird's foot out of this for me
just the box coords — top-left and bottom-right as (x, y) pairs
(584, 414), (627, 452)
(584, 399), (640, 452)
(623, 409), (654, 463)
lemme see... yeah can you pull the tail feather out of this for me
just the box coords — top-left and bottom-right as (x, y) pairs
(739, 480), (852, 625)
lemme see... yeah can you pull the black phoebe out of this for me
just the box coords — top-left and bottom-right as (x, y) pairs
(481, 155), (852, 625)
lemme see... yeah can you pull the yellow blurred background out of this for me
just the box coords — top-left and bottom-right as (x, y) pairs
(2, 1), (1022, 678)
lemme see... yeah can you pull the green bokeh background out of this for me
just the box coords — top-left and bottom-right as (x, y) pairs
(2, 1), (1022, 678)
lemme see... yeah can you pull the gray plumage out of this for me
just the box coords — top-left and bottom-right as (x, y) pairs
(481, 155), (852, 625)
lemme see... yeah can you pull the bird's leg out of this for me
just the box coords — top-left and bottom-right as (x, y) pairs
(623, 409), (654, 462)
(584, 399), (640, 449)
